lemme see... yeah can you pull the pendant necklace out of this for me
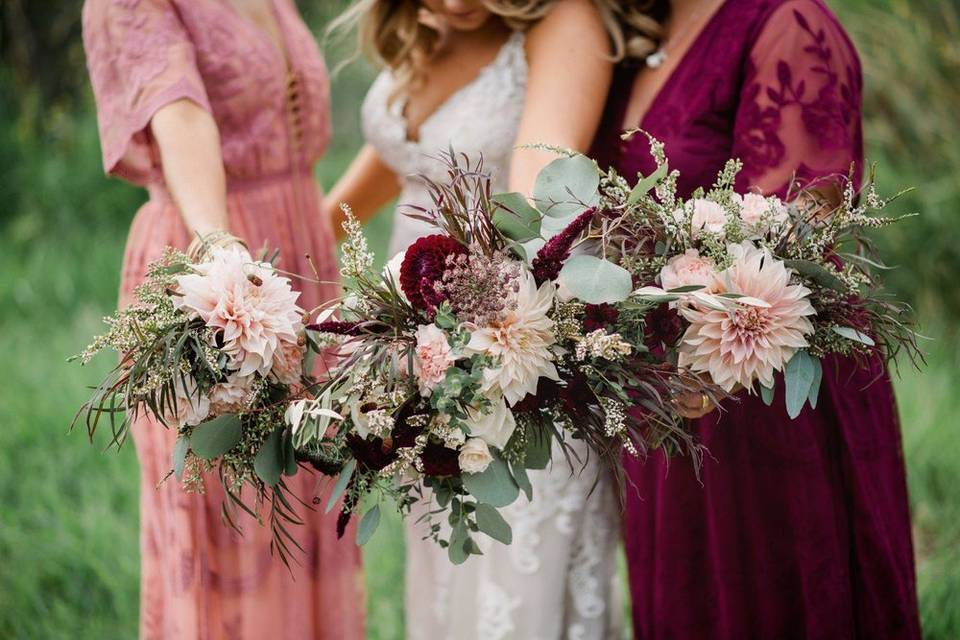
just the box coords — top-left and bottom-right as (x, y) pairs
(645, 0), (725, 69)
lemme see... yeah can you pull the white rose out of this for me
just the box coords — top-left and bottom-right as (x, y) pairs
(459, 438), (493, 474)
(690, 198), (728, 238)
(464, 395), (516, 449)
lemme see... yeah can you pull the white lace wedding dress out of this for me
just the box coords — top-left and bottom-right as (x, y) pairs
(361, 31), (622, 640)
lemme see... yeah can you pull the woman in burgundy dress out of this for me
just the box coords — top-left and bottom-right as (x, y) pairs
(591, 1), (921, 638)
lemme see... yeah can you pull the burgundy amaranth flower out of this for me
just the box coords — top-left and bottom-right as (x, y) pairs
(307, 320), (362, 335)
(532, 208), (597, 284)
(583, 303), (620, 333)
(400, 235), (468, 313)
(419, 441), (461, 477)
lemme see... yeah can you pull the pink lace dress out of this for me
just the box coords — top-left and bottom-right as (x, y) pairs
(591, 1), (920, 638)
(82, 1), (363, 638)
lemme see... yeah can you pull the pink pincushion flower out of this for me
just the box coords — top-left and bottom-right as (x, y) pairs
(413, 324), (459, 396)
(174, 246), (304, 377)
(659, 249), (720, 292)
(678, 242), (816, 391)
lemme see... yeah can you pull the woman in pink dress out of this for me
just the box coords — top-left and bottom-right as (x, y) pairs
(591, 0), (921, 638)
(82, 1), (364, 638)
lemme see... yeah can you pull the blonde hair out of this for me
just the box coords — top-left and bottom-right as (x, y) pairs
(329, 1), (667, 100)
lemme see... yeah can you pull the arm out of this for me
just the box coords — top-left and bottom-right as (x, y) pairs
(509, 0), (613, 195)
(326, 144), (401, 240)
(730, 0), (863, 200)
(150, 99), (229, 238)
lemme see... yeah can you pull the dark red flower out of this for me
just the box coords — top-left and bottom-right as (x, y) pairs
(419, 441), (461, 477)
(559, 373), (595, 419)
(346, 434), (396, 472)
(583, 303), (620, 333)
(400, 235), (468, 313)
(643, 303), (682, 360)
(512, 377), (562, 413)
(532, 208), (596, 284)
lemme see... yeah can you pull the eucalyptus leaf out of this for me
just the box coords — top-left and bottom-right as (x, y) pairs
(559, 255), (633, 304)
(325, 459), (356, 513)
(282, 428), (298, 476)
(173, 436), (190, 481)
(476, 504), (513, 545)
(448, 522), (469, 565)
(462, 452), (519, 507)
(627, 162), (668, 205)
(783, 259), (846, 292)
(189, 414), (242, 460)
(253, 427), (283, 487)
(784, 350), (817, 419)
(532, 154), (599, 218)
(808, 357), (823, 410)
(759, 382), (775, 407)
(492, 192), (542, 241)
(520, 237), (546, 263)
(539, 212), (580, 241)
(513, 464), (533, 501)
(832, 325), (876, 347)
(356, 504), (381, 546)
(524, 425), (552, 470)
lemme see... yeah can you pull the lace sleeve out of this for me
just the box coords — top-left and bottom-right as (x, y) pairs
(731, 0), (863, 197)
(82, 0), (211, 184)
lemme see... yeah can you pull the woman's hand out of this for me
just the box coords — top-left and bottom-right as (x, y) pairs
(326, 145), (401, 241)
(673, 392), (717, 420)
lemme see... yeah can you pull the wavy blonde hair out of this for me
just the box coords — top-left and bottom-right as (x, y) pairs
(330, 0), (668, 100)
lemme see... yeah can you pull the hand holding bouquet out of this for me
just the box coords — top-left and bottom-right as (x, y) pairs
(558, 134), (920, 418)
(73, 242), (314, 564)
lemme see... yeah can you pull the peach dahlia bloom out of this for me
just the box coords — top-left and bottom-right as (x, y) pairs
(678, 242), (816, 391)
(175, 246), (304, 377)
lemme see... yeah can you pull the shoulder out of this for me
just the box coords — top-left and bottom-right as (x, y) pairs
(525, 0), (608, 58)
(748, 0), (855, 46)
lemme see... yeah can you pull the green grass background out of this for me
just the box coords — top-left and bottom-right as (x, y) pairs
(1, 0), (959, 638)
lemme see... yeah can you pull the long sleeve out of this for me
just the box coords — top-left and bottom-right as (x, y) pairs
(82, 0), (211, 185)
(731, 0), (864, 197)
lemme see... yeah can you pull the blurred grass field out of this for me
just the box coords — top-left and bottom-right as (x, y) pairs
(1, 0), (959, 638)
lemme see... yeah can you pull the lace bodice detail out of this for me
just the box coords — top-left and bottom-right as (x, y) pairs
(82, 0), (331, 186)
(591, 0), (862, 200)
(361, 31), (527, 256)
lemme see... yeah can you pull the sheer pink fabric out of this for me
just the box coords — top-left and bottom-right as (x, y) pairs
(591, 1), (919, 638)
(82, 1), (363, 638)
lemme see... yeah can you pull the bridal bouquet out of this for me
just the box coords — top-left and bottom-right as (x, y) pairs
(73, 243), (317, 563)
(293, 153), (717, 563)
(557, 134), (919, 418)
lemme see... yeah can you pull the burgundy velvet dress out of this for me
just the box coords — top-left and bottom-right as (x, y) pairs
(590, 1), (921, 638)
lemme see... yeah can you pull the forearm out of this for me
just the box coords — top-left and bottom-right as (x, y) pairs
(150, 99), (229, 238)
(327, 145), (400, 237)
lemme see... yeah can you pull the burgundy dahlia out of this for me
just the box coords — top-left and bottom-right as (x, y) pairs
(643, 303), (683, 359)
(531, 208), (597, 284)
(400, 235), (468, 313)
(419, 441), (461, 477)
(583, 303), (620, 333)
(512, 377), (562, 413)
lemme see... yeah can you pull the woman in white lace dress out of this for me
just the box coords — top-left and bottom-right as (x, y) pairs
(328, 2), (621, 638)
